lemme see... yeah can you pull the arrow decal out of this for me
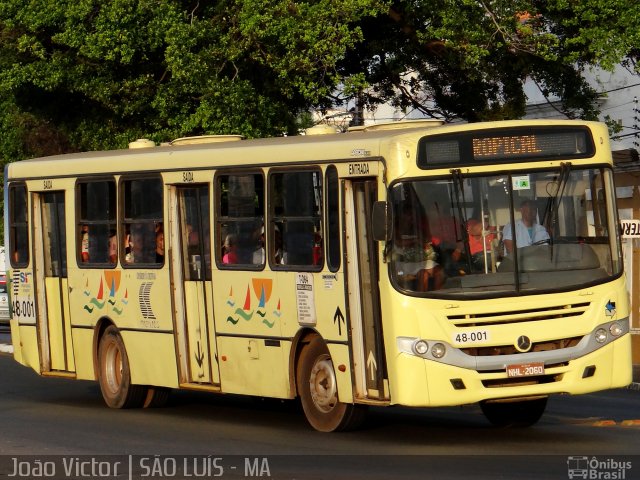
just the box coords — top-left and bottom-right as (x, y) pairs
(195, 341), (204, 368)
(333, 307), (345, 336)
(367, 350), (377, 382)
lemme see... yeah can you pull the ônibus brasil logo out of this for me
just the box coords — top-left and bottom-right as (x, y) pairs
(567, 456), (632, 479)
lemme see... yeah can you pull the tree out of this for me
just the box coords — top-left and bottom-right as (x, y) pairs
(0, 0), (386, 160)
(1, 0), (638, 161)
(337, 1), (640, 122)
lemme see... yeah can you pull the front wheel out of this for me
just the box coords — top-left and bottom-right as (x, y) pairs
(98, 325), (145, 409)
(480, 397), (548, 427)
(296, 336), (366, 432)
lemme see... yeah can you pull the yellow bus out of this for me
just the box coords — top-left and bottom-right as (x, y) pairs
(4, 119), (631, 432)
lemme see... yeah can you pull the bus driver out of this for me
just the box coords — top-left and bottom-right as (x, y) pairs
(502, 199), (549, 254)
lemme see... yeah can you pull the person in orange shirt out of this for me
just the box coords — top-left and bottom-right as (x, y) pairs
(466, 219), (495, 272)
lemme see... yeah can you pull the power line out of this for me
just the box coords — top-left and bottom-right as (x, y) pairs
(598, 82), (640, 95)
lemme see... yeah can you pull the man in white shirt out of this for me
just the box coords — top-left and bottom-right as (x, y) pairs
(503, 199), (549, 254)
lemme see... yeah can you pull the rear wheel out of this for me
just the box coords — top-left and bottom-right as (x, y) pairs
(143, 387), (171, 408)
(98, 325), (145, 409)
(296, 336), (366, 432)
(480, 397), (548, 427)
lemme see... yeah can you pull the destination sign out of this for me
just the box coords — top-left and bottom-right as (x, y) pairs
(417, 126), (594, 168)
(472, 134), (541, 158)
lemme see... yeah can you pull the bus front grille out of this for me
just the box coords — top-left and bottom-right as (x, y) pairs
(461, 336), (583, 357)
(447, 302), (591, 327)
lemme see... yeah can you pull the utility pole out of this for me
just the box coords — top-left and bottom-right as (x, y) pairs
(634, 96), (639, 148)
(349, 93), (365, 128)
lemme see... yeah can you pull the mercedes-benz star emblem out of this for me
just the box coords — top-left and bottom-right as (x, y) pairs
(516, 335), (532, 352)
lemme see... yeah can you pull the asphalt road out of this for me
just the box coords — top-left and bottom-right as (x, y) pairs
(0, 351), (639, 479)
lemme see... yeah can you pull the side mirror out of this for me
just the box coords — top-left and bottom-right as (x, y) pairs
(372, 201), (392, 242)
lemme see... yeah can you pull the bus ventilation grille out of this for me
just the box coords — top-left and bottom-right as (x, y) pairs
(461, 338), (582, 357)
(447, 302), (591, 327)
(481, 373), (564, 388)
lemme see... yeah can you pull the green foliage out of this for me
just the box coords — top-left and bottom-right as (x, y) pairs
(339, 0), (639, 121)
(0, 0), (386, 162)
(0, 0), (637, 168)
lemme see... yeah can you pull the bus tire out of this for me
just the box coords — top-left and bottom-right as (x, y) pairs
(480, 397), (547, 427)
(98, 325), (145, 409)
(296, 336), (366, 432)
(143, 387), (171, 408)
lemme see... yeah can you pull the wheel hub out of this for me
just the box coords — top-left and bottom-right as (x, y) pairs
(104, 342), (123, 394)
(309, 355), (338, 413)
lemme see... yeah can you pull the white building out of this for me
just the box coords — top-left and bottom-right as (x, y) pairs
(523, 66), (640, 151)
(322, 66), (640, 151)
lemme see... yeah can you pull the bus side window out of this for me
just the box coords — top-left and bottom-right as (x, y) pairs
(121, 176), (163, 266)
(77, 180), (117, 266)
(270, 169), (322, 269)
(325, 165), (340, 271)
(9, 184), (29, 268)
(216, 172), (264, 268)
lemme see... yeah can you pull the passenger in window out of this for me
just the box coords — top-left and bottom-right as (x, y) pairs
(187, 224), (199, 251)
(124, 230), (134, 263)
(80, 224), (90, 262)
(503, 199), (549, 254)
(312, 230), (323, 266)
(466, 219), (496, 272)
(394, 205), (443, 291)
(130, 231), (142, 264)
(128, 224), (156, 264)
(252, 226), (266, 264)
(425, 204), (464, 278)
(223, 234), (238, 264)
(155, 223), (164, 263)
(273, 225), (286, 265)
(108, 229), (117, 264)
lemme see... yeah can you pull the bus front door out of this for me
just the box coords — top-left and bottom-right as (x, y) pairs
(170, 185), (220, 386)
(344, 179), (388, 401)
(33, 191), (75, 373)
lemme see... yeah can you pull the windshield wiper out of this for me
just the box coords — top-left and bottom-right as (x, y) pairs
(542, 162), (571, 259)
(450, 169), (473, 273)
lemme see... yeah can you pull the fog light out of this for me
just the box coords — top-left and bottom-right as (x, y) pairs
(594, 328), (608, 343)
(609, 322), (623, 337)
(413, 340), (429, 355)
(431, 343), (446, 359)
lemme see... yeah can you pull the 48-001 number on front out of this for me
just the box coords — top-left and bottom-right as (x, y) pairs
(453, 330), (489, 344)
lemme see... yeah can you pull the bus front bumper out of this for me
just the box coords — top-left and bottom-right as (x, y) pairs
(391, 320), (632, 407)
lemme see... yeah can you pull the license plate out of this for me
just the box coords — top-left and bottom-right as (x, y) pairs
(506, 362), (545, 378)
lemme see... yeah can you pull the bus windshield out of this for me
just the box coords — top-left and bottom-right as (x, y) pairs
(390, 166), (622, 297)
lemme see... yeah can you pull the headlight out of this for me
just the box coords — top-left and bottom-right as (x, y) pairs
(594, 328), (608, 344)
(413, 340), (429, 355)
(431, 343), (446, 358)
(609, 322), (623, 337)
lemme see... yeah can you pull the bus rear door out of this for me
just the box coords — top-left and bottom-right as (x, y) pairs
(33, 191), (75, 373)
(169, 185), (220, 386)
